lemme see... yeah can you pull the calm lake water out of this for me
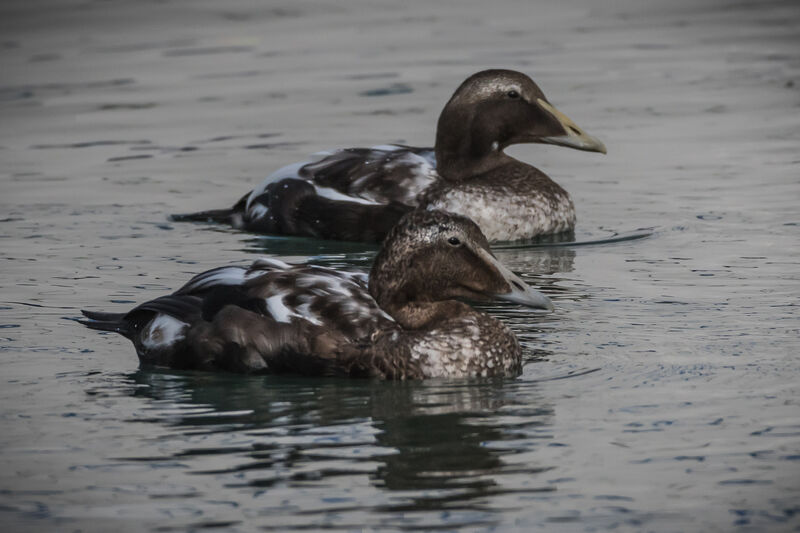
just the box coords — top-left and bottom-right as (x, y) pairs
(1, 0), (799, 531)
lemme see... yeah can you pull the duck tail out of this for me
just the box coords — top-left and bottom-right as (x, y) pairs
(169, 207), (236, 224)
(170, 193), (250, 224)
(79, 310), (131, 338)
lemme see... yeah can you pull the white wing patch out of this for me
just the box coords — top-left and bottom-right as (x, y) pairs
(178, 266), (248, 293)
(336, 269), (369, 285)
(312, 185), (381, 205)
(295, 273), (353, 297)
(265, 293), (323, 324)
(356, 146), (438, 205)
(265, 294), (290, 322)
(246, 161), (308, 210)
(203, 267), (248, 286)
(245, 145), (439, 213)
(295, 302), (324, 326)
(252, 257), (293, 271)
(254, 263), (394, 332)
(248, 203), (268, 220)
(177, 261), (290, 294)
(142, 314), (188, 349)
(173, 259), (393, 342)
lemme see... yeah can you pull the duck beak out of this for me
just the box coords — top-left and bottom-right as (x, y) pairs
(535, 98), (607, 154)
(475, 248), (554, 312)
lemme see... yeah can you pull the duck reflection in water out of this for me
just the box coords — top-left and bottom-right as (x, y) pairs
(116, 369), (556, 514)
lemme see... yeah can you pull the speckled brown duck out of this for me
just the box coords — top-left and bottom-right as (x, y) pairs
(172, 69), (605, 243)
(80, 210), (553, 379)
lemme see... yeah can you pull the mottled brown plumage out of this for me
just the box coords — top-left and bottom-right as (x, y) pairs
(81, 211), (553, 379)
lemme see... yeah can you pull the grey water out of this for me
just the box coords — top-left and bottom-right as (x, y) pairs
(1, 0), (799, 531)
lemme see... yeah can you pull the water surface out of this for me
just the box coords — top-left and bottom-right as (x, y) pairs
(1, 0), (799, 531)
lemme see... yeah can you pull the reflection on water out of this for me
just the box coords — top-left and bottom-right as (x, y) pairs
(240, 234), (379, 261)
(88, 370), (555, 529)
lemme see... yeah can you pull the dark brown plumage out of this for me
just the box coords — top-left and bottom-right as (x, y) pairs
(81, 210), (553, 379)
(172, 69), (605, 243)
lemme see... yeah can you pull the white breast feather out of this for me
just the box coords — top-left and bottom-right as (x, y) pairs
(428, 188), (575, 241)
(409, 319), (483, 378)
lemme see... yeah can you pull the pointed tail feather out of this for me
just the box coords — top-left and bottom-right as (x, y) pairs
(171, 193), (250, 225)
(169, 208), (235, 224)
(79, 310), (130, 337)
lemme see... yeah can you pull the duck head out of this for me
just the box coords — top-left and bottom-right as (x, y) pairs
(369, 210), (553, 329)
(435, 69), (606, 178)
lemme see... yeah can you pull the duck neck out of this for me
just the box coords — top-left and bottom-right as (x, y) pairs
(383, 300), (472, 330)
(434, 105), (509, 181)
(369, 247), (472, 330)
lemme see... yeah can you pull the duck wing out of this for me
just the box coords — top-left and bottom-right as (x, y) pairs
(176, 258), (392, 341)
(172, 145), (436, 242)
(292, 144), (438, 205)
(242, 145), (436, 241)
(245, 145), (436, 209)
(82, 258), (395, 374)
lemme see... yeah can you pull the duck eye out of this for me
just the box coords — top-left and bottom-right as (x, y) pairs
(448, 237), (461, 247)
(506, 90), (520, 99)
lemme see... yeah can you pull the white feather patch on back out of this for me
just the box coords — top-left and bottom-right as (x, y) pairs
(246, 145), (440, 210)
(246, 161), (308, 209)
(265, 294), (293, 323)
(247, 157), (383, 208)
(295, 274), (353, 296)
(295, 302), (323, 326)
(247, 203), (268, 220)
(336, 270), (369, 284)
(180, 266), (248, 293)
(252, 257), (293, 271)
(264, 293), (324, 326)
(312, 185), (381, 205)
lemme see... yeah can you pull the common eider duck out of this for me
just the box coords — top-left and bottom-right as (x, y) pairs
(172, 69), (605, 243)
(80, 210), (553, 379)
